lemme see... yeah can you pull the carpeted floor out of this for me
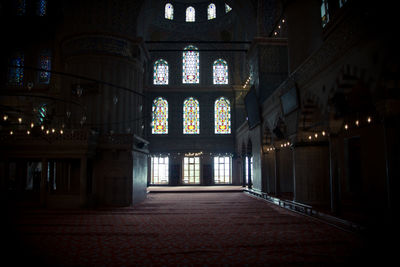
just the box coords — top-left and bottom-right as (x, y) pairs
(2, 192), (391, 266)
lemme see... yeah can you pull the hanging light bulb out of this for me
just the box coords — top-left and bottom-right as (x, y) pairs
(46, 130), (50, 134)
(18, 117), (22, 124)
(30, 122), (34, 128)
(41, 125), (45, 131)
(322, 131), (326, 136)
(355, 120), (359, 126)
(344, 124), (348, 130)
(308, 135), (312, 140)
(3, 115), (8, 121)
(27, 130), (31, 135)
(60, 129), (64, 135)
(367, 116), (371, 123)
(10, 130), (13, 135)
(51, 128), (55, 133)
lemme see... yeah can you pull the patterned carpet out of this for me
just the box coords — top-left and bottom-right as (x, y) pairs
(2, 192), (389, 266)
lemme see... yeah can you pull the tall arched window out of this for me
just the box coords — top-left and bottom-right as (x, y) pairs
(183, 45), (199, 84)
(186, 6), (195, 22)
(152, 97), (168, 134)
(153, 59), (169, 85)
(208, 3), (216, 20)
(215, 97), (231, 134)
(183, 97), (199, 134)
(37, 0), (47, 16)
(165, 3), (173, 20)
(8, 52), (24, 86)
(213, 59), (228, 84)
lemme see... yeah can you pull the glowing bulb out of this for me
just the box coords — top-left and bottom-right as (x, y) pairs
(52, 128), (55, 133)
(18, 117), (22, 124)
(308, 135), (312, 140)
(355, 120), (359, 126)
(30, 122), (34, 128)
(322, 131), (326, 136)
(344, 124), (348, 130)
(3, 115), (8, 121)
(27, 130), (30, 135)
(315, 133), (318, 138)
(46, 130), (50, 134)
(41, 125), (45, 131)
(282, 19), (285, 23)
(367, 117), (371, 123)
(60, 129), (64, 135)
(10, 130), (13, 135)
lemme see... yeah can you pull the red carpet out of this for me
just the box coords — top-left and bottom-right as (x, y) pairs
(3, 192), (382, 266)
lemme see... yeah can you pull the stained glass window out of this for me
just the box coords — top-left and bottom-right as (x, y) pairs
(215, 97), (231, 134)
(8, 52), (24, 86)
(208, 3), (216, 20)
(186, 6), (195, 22)
(183, 157), (200, 184)
(225, 3), (232, 13)
(37, 0), (47, 16)
(213, 59), (228, 84)
(321, 0), (329, 27)
(165, 3), (173, 20)
(152, 97), (168, 134)
(39, 52), (51, 84)
(183, 97), (199, 134)
(182, 45), (199, 84)
(153, 59), (168, 85)
(16, 0), (26, 15)
(38, 104), (47, 124)
(214, 156), (231, 184)
(151, 156), (169, 184)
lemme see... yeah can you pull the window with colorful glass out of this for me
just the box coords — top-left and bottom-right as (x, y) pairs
(37, 0), (47, 16)
(165, 3), (173, 20)
(213, 59), (228, 84)
(39, 51), (51, 84)
(38, 104), (47, 124)
(214, 97), (231, 134)
(183, 97), (199, 134)
(16, 0), (26, 15)
(321, 0), (329, 27)
(152, 97), (168, 134)
(186, 6), (195, 22)
(208, 3), (216, 20)
(182, 45), (199, 84)
(153, 59), (169, 85)
(8, 52), (24, 86)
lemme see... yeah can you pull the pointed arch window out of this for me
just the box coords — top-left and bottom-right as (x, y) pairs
(183, 97), (199, 134)
(165, 3), (174, 20)
(8, 52), (24, 86)
(152, 97), (168, 134)
(37, 0), (47, 16)
(186, 6), (195, 22)
(39, 50), (51, 84)
(208, 3), (216, 20)
(213, 59), (228, 84)
(153, 59), (169, 85)
(182, 46), (199, 84)
(215, 97), (231, 134)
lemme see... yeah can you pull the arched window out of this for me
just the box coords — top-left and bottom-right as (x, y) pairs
(37, 0), (47, 16)
(152, 97), (168, 134)
(153, 59), (169, 85)
(183, 46), (199, 84)
(208, 3), (216, 20)
(8, 52), (24, 86)
(39, 50), (51, 84)
(183, 97), (199, 134)
(186, 6), (195, 22)
(165, 3), (173, 20)
(214, 97), (231, 134)
(213, 59), (228, 84)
